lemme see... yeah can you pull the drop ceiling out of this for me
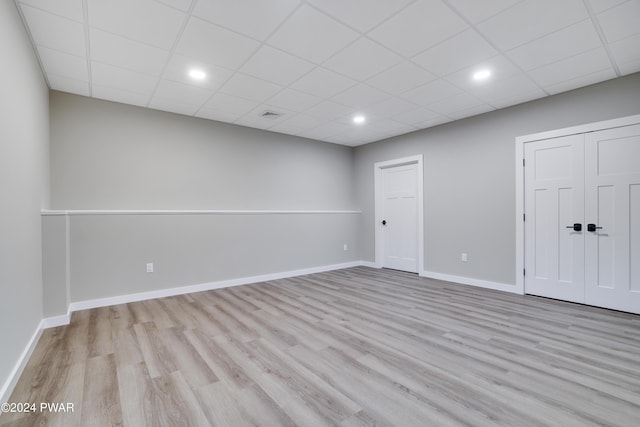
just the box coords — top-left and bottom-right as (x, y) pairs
(15, 0), (640, 146)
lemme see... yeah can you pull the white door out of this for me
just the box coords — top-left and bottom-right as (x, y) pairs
(381, 164), (418, 273)
(584, 124), (640, 313)
(524, 135), (585, 303)
(524, 124), (640, 314)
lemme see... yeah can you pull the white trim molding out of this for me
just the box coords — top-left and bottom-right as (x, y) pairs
(515, 114), (640, 296)
(374, 155), (424, 273)
(421, 270), (520, 294)
(41, 209), (362, 216)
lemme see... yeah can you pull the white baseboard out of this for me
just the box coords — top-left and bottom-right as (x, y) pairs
(358, 261), (379, 268)
(41, 313), (71, 329)
(0, 320), (44, 404)
(421, 270), (522, 294)
(68, 261), (365, 313)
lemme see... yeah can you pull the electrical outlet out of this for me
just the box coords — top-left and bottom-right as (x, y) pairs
(343, 244), (348, 251)
(461, 253), (468, 262)
(146, 262), (154, 273)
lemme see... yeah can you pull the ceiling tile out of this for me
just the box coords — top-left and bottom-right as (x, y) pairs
(414, 116), (452, 129)
(597, 0), (640, 43)
(219, 73), (283, 102)
(392, 107), (443, 125)
(367, 61), (436, 95)
(92, 85), (150, 107)
(21, 5), (86, 57)
(237, 104), (298, 130)
(368, 0), (468, 57)
(266, 88), (323, 111)
(618, 60), (640, 76)
(427, 92), (485, 116)
(305, 100), (355, 120)
(234, 116), (277, 131)
(18, 0), (84, 22)
(400, 79), (462, 106)
(608, 34), (640, 75)
(543, 68), (617, 94)
(153, 79), (214, 106)
(587, 0), (628, 14)
(15, 0), (632, 147)
(367, 119), (415, 133)
(47, 74), (90, 96)
(412, 29), (498, 77)
(506, 20), (602, 70)
(331, 83), (390, 108)
(318, 135), (352, 145)
(443, 55), (521, 92)
(290, 67), (357, 98)
(154, 0), (193, 12)
(88, 0), (185, 49)
(192, 0), (299, 40)
(162, 54), (234, 90)
(92, 62), (159, 96)
(529, 47), (613, 87)
(277, 113), (325, 129)
(323, 37), (402, 81)
(477, 0), (589, 51)
(149, 97), (199, 115)
(204, 93), (259, 115)
(195, 107), (242, 123)
(38, 46), (88, 81)
(488, 88), (547, 109)
(176, 17), (260, 69)
(268, 122), (307, 136)
(240, 46), (315, 86)
(267, 5), (359, 64)
(306, 0), (413, 32)
(90, 29), (169, 76)
(447, 104), (495, 120)
(445, 0), (523, 24)
(299, 121), (353, 139)
(362, 97), (418, 120)
(469, 73), (542, 104)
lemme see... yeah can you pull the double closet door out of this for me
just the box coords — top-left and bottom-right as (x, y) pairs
(524, 124), (640, 314)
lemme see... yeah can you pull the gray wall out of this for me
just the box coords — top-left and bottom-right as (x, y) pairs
(0, 1), (49, 398)
(50, 92), (355, 210)
(354, 73), (640, 286)
(67, 213), (359, 302)
(48, 93), (359, 305)
(42, 215), (68, 317)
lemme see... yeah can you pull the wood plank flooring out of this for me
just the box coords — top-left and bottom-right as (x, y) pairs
(2, 267), (640, 426)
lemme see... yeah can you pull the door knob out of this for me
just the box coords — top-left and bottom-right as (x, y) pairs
(587, 223), (603, 232)
(382, 220), (387, 226)
(565, 223), (582, 232)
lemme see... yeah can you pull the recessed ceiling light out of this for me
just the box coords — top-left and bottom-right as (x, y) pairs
(188, 69), (207, 80)
(353, 115), (366, 124)
(473, 69), (491, 81)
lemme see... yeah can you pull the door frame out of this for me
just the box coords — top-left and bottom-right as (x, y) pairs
(515, 114), (640, 296)
(374, 155), (424, 273)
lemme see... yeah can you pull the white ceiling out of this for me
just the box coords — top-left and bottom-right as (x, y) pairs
(15, 0), (640, 146)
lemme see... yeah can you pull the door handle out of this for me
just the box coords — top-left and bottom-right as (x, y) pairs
(565, 223), (582, 232)
(382, 220), (387, 226)
(587, 223), (603, 232)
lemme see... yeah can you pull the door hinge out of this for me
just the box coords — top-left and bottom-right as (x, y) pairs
(523, 268), (526, 276)
(523, 213), (525, 222)
(523, 158), (525, 167)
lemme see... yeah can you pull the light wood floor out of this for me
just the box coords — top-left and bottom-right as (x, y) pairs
(2, 267), (640, 426)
